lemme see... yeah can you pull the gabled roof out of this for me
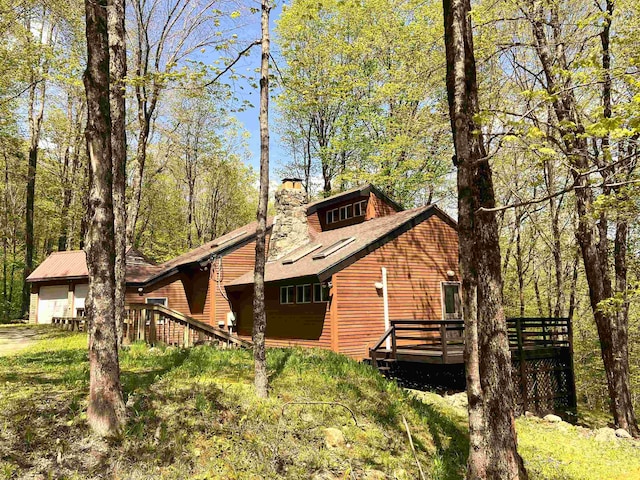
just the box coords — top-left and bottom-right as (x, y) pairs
(26, 249), (164, 283)
(26, 250), (89, 282)
(305, 183), (404, 215)
(226, 204), (456, 287)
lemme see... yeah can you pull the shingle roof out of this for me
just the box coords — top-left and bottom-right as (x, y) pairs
(226, 204), (455, 287)
(126, 219), (273, 286)
(26, 220), (273, 285)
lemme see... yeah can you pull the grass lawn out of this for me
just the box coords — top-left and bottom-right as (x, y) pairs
(0, 326), (638, 479)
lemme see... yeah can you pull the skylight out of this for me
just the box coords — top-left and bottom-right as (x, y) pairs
(312, 237), (355, 260)
(281, 244), (322, 265)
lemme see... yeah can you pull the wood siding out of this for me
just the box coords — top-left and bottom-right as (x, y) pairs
(307, 212), (321, 233)
(210, 239), (260, 327)
(125, 237), (265, 328)
(335, 214), (459, 359)
(365, 191), (400, 220)
(229, 283), (333, 349)
(125, 272), (210, 322)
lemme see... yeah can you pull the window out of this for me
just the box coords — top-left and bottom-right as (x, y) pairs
(146, 297), (167, 307)
(296, 284), (312, 303)
(314, 283), (330, 302)
(326, 208), (339, 224)
(354, 200), (367, 217)
(339, 204), (353, 221)
(442, 283), (461, 319)
(312, 237), (356, 260)
(280, 286), (295, 304)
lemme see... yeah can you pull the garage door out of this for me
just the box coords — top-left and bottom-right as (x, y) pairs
(37, 285), (69, 324)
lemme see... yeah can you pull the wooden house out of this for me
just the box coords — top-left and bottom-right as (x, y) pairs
(26, 180), (461, 360)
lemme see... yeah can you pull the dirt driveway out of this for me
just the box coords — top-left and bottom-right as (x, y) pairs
(0, 326), (41, 356)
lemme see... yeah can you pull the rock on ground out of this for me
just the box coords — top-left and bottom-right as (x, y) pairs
(615, 428), (632, 439)
(543, 414), (563, 423)
(594, 427), (618, 442)
(323, 428), (345, 449)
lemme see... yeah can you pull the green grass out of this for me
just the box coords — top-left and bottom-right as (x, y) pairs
(0, 326), (638, 479)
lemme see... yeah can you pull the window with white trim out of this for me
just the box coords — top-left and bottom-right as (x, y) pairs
(339, 204), (353, 221)
(353, 200), (367, 217)
(313, 283), (330, 302)
(280, 286), (295, 304)
(296, 284), (312, 303)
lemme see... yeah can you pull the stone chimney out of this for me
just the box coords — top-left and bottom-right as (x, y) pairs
(268, 178), (309, 261)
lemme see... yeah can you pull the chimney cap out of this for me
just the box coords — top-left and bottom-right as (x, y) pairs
(280, 178), (303, 190)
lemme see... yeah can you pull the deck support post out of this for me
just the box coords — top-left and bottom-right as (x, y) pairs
(149, 311), (156, 345)
(516, 318), (528, 413)
(440, 322), (448, 364)
(183, 324), (190, 347)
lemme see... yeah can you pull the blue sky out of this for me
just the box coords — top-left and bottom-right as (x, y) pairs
(217, 2), (288, 175)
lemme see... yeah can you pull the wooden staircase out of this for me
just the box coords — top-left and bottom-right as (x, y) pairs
(125, 303), (251, 349)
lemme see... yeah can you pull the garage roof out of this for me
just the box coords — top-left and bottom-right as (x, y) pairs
(26, 251), (89, 282)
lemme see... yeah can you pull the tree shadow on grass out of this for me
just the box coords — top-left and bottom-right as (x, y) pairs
(267, 348), (293, 383)
(120, 348), (191, 397)
(409, 396), (468, 480)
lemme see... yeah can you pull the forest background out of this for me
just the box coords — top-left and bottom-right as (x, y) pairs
(1, 0), (638, 418)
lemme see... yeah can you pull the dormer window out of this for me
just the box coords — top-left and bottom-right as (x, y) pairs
(326, 208), (339, 224)
(325, 200), (367, 225)
(354, 200), (367, 217)
(339, 205), (353, 221)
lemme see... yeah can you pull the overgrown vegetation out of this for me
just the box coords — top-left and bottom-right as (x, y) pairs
(0, 327), (638, 479)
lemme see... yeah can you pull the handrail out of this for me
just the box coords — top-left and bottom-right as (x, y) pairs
(370, 326), (394, 352)
(125, 303), (251, 348)
(369, 317), (571, 365)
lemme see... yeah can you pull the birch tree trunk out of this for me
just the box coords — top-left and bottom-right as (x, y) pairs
(252, 0), (271, 399)
(83, 0), (126, 436)
(108, 0), (127, 347)
(442, 0), (527, 477)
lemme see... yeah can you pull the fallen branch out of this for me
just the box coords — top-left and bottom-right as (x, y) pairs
(402, 415), (426, 480)
(281, 400), (360, 428)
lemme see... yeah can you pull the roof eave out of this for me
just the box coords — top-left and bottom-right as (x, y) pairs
(27, 275), (88, 283)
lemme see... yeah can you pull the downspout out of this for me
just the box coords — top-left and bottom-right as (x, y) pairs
(382, 267), (390, 350)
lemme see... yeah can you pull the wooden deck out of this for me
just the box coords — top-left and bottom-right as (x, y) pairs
(369, 317), (576, 415)
(369, 317), (572, 365)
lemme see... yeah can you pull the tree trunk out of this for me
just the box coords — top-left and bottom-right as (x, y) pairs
(443, 0), (527, 478)
(108, 0), (127, 348)
(83, 0), (126, 436)
(528, 0), (638, 436)
(252, 0), (271, 399)
(21, 77), (46, 318)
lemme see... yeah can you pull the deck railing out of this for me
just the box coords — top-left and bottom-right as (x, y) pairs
(369, 317), (571, 365)
(51, 316), (87, 331)
(53, 304), (251, 350)
(125, 303), (251, 348)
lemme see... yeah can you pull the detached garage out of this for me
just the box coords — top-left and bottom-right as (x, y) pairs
(26, 251), (89, 324)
